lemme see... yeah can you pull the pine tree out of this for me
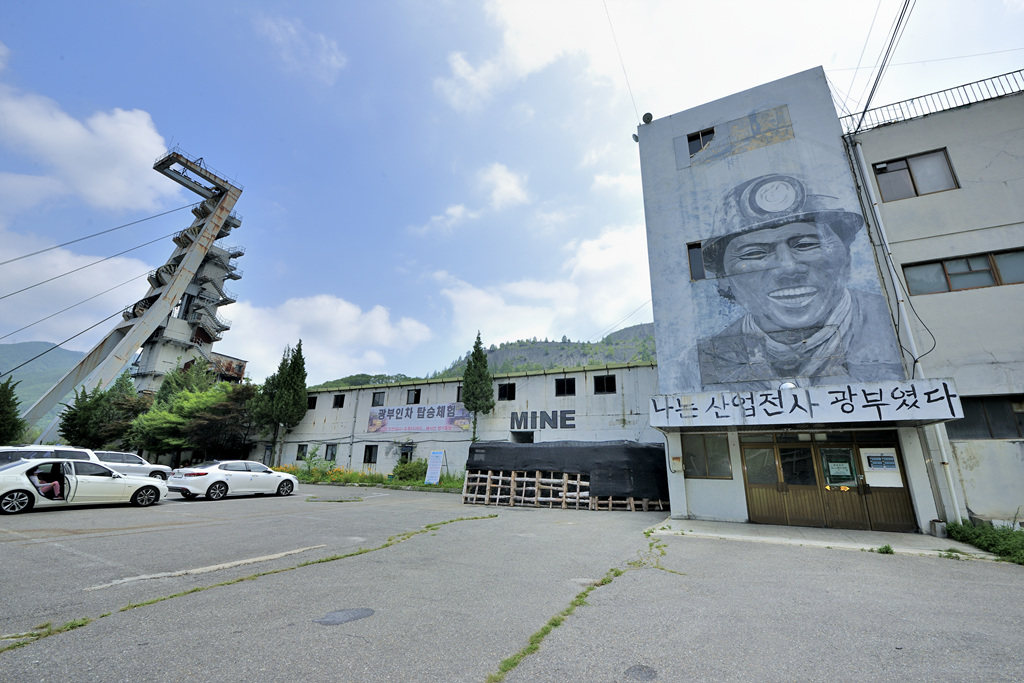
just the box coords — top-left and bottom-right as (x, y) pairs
(252, 340), (309, 466)
(462, 332), (495, 441)
(0, 377), (27, 445)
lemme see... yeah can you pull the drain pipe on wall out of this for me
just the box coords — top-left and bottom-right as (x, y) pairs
(850, 138), (963, 524)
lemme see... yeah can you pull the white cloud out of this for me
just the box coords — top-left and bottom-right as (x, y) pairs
(220, 295), (432, 384)
(0, 85), (177, 216)
(478, 162), (530, 209)
(254, 16), (347, 85)
(592, 172), (641, 197)
(435, 222), (651, 348)
(409, 204), (482, 236)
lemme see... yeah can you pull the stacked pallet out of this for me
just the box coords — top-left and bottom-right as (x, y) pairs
(462, 469), (668, 511)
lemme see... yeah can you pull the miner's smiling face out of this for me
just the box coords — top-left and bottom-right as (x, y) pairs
(721, 221), (850, 333)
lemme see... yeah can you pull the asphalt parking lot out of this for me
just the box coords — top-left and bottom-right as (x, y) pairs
(2, 484), (1023, 682)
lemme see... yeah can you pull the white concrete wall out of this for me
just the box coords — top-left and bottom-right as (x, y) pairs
(952, 439), (1024, 524)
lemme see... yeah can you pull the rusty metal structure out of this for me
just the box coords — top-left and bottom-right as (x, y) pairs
(23, 149), (243, 442)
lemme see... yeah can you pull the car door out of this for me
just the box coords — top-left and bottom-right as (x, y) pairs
(219, 462), (253, 493)
(118, 453), (150, 477)
(70, 461), (131, 503)
(246, 462), (280, 493)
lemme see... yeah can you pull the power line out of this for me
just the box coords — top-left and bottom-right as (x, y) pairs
(603, 0), (640, 125)
(832, 46), (1024, 73)
(0, 309), (124, 380)
(0, 203), (196, 268)
(0, 271), (150, 341)
(841, 0), (885, 116)
(852, 0), (917, 134)
(0, 232), (175, 302)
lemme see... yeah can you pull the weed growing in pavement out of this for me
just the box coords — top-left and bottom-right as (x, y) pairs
(0, 618), (92, 654)
(305, 496), (363, 503)
(876, 544), (895, 554)
(946, 520), (1024, 565)
(938, 549), (966, 560)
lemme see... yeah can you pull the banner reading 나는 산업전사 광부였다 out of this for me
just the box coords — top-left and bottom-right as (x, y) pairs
(367, 403), (471, 433)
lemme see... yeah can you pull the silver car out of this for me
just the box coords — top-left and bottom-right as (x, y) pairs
(94, 451), (173, 480)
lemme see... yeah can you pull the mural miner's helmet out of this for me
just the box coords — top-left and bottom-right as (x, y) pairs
(702, 174), (864, 276)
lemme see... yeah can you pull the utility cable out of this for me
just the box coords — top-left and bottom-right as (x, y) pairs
(831, 46), (1024, 73)
(0, 203), (196, 268)
(841, 0), (884, 115)
(0, 271), (150, 341)
(0, 309), (123, 379)
(603, 0), (640, 125)
(0, 232), (175, 301)
(852, 0), (916, 133)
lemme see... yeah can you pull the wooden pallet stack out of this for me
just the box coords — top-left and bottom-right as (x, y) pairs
(462, 469), (668, 512)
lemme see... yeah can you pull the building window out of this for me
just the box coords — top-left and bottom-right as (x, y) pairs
(682, 434), (732, 478)
(307, 396), (317, 410)
(946, 396), (1024, 439)
(498, 383), (516, 401)
(325, 443), (338, 461)
(555, 378), (576, 396)
(363, 445), (378, 464)
(457, 385), (463, 402)
(904, 249), (1024, 295)
(372, 391), (385, 407)
(399, 444), (414, 464)
(333, 394), (345, 409)
(407, 389), (421, 405)
(511, 431), (534, 443)
(594, 374), (616, 395)
(688, 242), (706, 280)
(687, 127), (715, 157)
(296, 444), (308, 461)
(873, 149), (957, 202)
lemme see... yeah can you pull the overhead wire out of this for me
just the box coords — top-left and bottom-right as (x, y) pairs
(603, 0), (640, 125)
(0, 309), (124, 380)
(840, 0), (885, 116)
(0, 202), (197, 268)
(852, 0), (917, 133)
(0, 231), (176, 302)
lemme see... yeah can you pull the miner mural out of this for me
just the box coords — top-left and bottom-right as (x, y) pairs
(695, 173), (904, 390)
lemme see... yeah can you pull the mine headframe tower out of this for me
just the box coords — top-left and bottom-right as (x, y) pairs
(22, 149), (243, 443)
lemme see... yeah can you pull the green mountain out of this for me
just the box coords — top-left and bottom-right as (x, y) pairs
(0, 342), (85, 422)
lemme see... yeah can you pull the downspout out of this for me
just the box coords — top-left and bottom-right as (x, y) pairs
(850, 138), (962, 523)
(348, 389), (361, 471)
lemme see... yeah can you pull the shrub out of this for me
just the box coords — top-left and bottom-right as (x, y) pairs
(947, 521), (1024, 565)
(392, 458), (428, 483)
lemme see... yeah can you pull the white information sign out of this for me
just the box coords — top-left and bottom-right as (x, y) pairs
(650, 379), (961, 428)
(425, 450), (445, 485)
(861, 447), (903, 487)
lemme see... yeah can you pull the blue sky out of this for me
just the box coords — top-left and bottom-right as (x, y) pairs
(1, 0), (1022, 384)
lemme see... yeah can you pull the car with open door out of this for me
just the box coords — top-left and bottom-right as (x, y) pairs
(0, 459), (168, 514)
(168, 460), (297, 500)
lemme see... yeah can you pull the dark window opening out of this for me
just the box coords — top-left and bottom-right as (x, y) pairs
(333, 394), (345, 409)
(688, 242), (706, 280)
(399, 444), (414, 464)
(307, 396), (317, 410)
(687, 127), (715, 157)
(407, 389), (421, 405)
(682, 434), (732, 479)
(498, 383), (516, 401)
(296, 444), (308, 461)
(511, 431), (534, 443)
(555, 377), (576, 396)
(594, 374), (616, 395)
(457, 385), (463, 402)
(946, 396), (1024, 439)
(363, 445), (378, 464)
(372, 391), (385, 407)
(325, 444), (338, 461)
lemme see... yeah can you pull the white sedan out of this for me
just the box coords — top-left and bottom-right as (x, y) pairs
(168, 460), (297, 500)
(0, 459), (168, 514)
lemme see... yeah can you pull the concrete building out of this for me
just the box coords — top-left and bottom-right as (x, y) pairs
(265, 362), (662, 475)
(638, 67), (1023, 532)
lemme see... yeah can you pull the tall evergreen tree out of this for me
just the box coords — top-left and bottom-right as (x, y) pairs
(462, 332), (495, 441)
(252, 341), (309, 466)
(0, 377), (27, 445)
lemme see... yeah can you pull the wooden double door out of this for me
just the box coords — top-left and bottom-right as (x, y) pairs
(741, 436), (915, 531)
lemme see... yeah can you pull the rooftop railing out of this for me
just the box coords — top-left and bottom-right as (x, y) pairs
(842, 69), (1024, 134)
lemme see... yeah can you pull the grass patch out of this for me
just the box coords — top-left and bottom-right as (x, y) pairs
(0, 617), (92, 654)
(946, 521), (1024, 564)
(486, 568), (625, 683)
(877, 544), (894, 555)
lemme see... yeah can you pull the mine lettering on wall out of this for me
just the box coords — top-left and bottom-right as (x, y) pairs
(510, 410), (576, 430)
(650, 379), (961, 428)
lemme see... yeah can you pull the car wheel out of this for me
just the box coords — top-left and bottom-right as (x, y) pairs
(276, 480), (294, 497)
(0, 490), (34, 515)
(149, 471), (167, 480)
(206, 482), (228, 500)
(131, 486), (159, 507)
(181, 491), (197, 499)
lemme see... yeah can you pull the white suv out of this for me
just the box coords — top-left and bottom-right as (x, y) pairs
(94, 451), (173, 480)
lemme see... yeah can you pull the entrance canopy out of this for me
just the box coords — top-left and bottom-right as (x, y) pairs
(650, 378), (962, 431)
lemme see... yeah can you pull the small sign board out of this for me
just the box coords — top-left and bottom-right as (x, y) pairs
(425, 450), (445, 485)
